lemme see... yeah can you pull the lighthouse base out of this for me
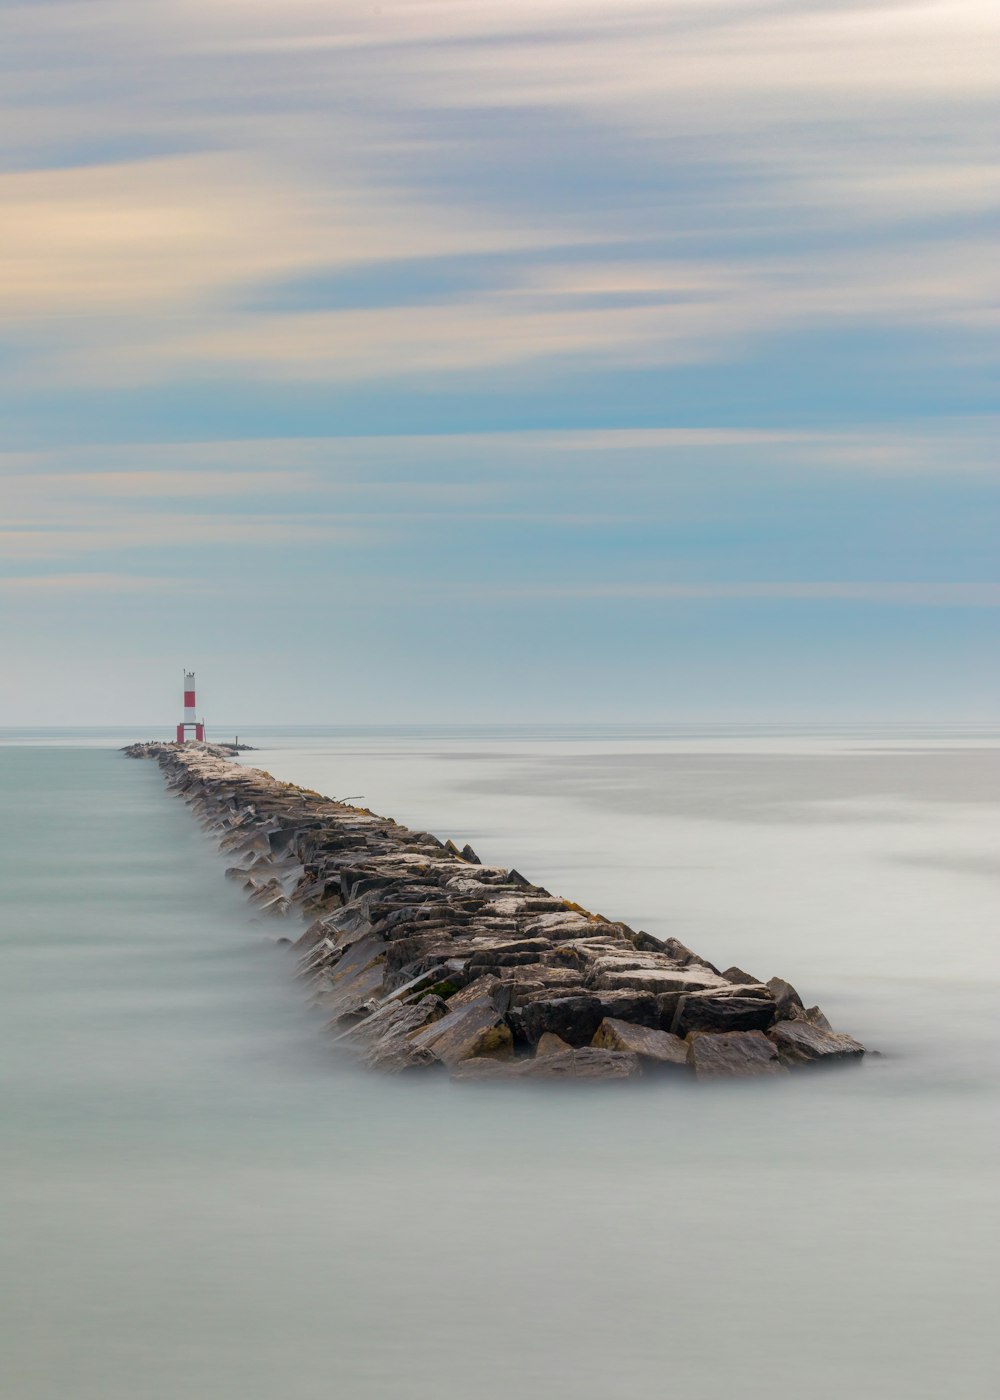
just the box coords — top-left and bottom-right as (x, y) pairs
(176, 722), (205, 744)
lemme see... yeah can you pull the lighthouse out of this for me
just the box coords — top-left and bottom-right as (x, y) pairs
(175, 670), (206, 744)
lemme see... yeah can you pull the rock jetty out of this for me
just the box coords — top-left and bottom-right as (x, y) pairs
(124, 741), (866, 1082)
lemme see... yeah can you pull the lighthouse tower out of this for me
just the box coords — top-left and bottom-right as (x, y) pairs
(175, 670), (206, 744)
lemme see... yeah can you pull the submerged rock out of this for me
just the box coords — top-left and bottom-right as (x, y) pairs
(452, 1048), (642, 1082)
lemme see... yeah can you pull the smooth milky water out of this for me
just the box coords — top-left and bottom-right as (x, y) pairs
(2, 727), (998, 1399)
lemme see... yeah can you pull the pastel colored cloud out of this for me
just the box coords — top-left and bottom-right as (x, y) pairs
(0, 0), (996, 721)
(492, 582), (1000, 607)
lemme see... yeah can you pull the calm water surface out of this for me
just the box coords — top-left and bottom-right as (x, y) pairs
(2, 728), (998, 1399)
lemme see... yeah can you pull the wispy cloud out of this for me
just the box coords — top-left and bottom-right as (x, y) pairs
(1, 469), (315, 501)
(0, 572), (194, 595)
(0, 513), (372, 561)
(1, 2), (996, 391)
(15, 234), (997, 388)
(489, 582), (1000, 606)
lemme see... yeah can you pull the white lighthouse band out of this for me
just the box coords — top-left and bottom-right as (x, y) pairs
(177, 669), (205, 743)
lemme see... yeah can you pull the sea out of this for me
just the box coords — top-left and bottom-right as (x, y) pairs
(2, 724), (998, 1400)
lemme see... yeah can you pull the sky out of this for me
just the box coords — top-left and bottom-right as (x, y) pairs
(1, 0), (997, 726)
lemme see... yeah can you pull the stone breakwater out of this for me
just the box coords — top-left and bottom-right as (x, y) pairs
(125, 741), (865, 1082)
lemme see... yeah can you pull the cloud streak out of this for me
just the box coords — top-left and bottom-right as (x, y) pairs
(1, 2), (996, 391)
(0, 572), (195, 595)
(490, 582), (1000, 607)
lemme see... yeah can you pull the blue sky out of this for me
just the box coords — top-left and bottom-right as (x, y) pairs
(1, 0), (997, 724)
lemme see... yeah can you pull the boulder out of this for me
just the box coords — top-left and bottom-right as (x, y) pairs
(628, 930), (670, 953)
(503, 980), (560, 1007)
(592, 990), (668, 1030)
(444, 974), (504, 1009)
(522, 912), (599, 939)
(506, 869), (533, 889)
(687, 1030), (787, 1079)
(767, 976), (805, 1018)
(545, 938), (629, 968)
(367, 963), (458, 1009)
(789, 1003), (833, 1031)
(357, 999), (447, 1072)
(768, 1021), (864, 1066)
(672, 988), (776, 1036)
(500, 966), (586, 999)
(256, 891), (292, 917)
(467, 938), (552, 968)
(721, 966), (761, 986)
(659, 937), (720, 973)
(587, 952), (691, 976)
(366, 1013), (442, 1072)
(591, 1017), (689, 1067)
(592, 966), (728, 995)
(536, 1032), (574, 1057)
(408, 999), (513, 1066)
(508, 994), (605, 1048)
(291, 920), (329, 953)
(313, 936), (388, 1019)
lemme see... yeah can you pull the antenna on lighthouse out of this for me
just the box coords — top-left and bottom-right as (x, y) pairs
(175, 669), (206, 744)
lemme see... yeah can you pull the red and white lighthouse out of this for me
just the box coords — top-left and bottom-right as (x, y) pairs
(175, 670), (205, 744)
